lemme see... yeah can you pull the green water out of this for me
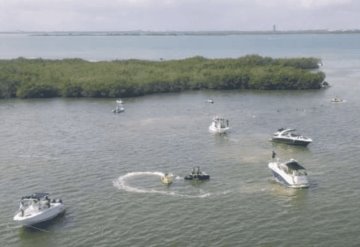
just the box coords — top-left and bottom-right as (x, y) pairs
(1, 34), (360, 246)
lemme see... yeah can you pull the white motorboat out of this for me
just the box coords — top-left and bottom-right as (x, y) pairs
(271, 128), (312, 146)
(13, 193), (65, 226)
(268, 159), (309, 188)
(209, 116), (230, 134)
(331, 97), (344, 103)
(206, 99), (214, 104)
(160, 173), (174, 185)
(113, 100), (125, 113)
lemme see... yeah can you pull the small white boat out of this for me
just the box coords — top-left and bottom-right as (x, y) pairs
(206, 99), (214, 104)
(113, 100), (125, 113)
(209, 116), (229, 134)
(268, 159), (309, 188)
(13, 193), (65, 226)
(272, 128), (312, 146)
(331, 97), (344, 103)
(321, 81), (330, 88)
(160, 173), (174, 185)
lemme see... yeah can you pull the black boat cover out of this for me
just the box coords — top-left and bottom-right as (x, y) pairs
(285, 161), (305, 170)
(21, 192), (49, 200)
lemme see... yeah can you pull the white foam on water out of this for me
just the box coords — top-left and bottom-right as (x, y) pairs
(112, 171), (213, 198)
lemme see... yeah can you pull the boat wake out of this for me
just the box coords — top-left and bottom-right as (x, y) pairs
(112, 172), (212, 198)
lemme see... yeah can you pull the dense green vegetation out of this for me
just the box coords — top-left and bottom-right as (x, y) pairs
(0, 55), (325, 99)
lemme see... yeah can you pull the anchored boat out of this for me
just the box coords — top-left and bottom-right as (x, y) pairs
(271, 128), (312, 146)
(184, 167), (210, 181)
(113, 99), (125, 113)
(268, 159), (309, 188)
(331, 97), (344, 103)
(13, 193), (65, 226)
(209, 116), (229, 134)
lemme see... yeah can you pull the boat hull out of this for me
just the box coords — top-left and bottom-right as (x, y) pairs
(272, 137), (311, 146)
(13, 203), (65, 226)
(184, 174), (210, 180)
(209, 125), (229, 134)
(113, 108), (125, 113)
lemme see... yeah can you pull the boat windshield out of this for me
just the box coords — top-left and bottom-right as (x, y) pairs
(20, 199), (38, 208)
(293, 169), (307, 176)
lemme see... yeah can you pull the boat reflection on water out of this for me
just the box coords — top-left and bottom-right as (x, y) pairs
(269, 180), (309, 205)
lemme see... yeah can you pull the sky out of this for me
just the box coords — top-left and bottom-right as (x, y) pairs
(0, 0), (359, 31)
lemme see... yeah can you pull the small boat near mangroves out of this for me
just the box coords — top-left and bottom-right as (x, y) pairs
(113, 99), (125, 113)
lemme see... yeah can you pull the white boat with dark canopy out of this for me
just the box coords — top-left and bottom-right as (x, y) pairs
(268, 159), (309, 188)
(13, 193), (65, 226)
(209, 116), (229, 134)
(271, 128), (312, 146)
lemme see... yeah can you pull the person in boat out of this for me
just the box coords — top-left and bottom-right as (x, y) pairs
(272, 151), (276, 159)
(20, 201), (25, 216)
(196, 167), (201, 175)
(192, 167), (196, 175)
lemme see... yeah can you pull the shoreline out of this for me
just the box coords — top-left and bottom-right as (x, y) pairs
(0, 55), (326, 99)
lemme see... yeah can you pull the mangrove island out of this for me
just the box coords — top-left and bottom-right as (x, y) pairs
(0, 55), (326, 99)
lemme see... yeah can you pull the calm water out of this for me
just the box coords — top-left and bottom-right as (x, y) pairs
(1, 34), (360, 246)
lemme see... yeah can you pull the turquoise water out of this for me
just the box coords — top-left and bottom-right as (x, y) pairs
(0, 34), (360, 246)
(1, 33), (360, 61)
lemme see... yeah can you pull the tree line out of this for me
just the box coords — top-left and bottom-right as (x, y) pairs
(0, 55), (326, 99)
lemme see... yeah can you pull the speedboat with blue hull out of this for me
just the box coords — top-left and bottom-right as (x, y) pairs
(184, 167), (210, 181)
(272, 128), (312, 146)
(13, 193), (65, 226)
(268, 159), (309, 188)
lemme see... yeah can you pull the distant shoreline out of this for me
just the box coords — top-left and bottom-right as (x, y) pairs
(1, 30), (360, 36)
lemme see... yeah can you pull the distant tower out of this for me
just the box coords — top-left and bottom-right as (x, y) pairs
(273, 25), (276, 32)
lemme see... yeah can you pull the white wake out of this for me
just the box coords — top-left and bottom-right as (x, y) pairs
(112, 171), (212, 198)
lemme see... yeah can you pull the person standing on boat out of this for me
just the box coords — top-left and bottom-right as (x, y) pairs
(272, 151), (276, 159)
